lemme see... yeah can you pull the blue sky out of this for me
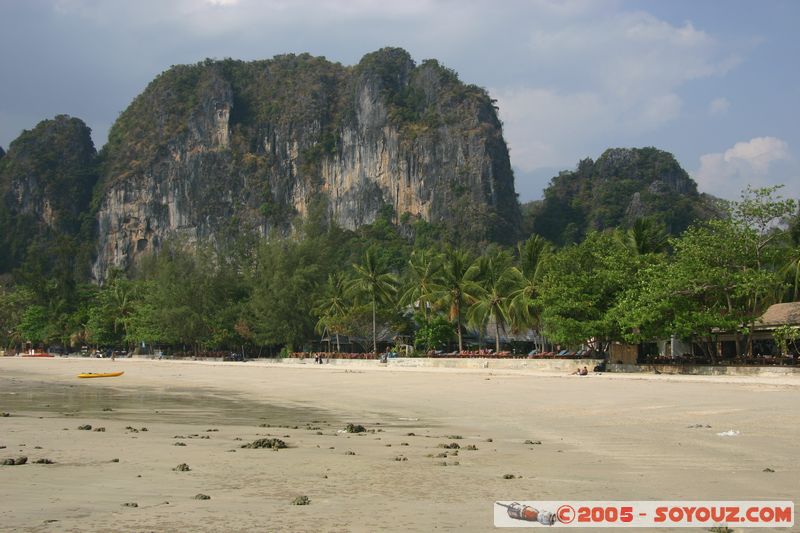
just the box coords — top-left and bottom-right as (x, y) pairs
(0, 0), (797, 202)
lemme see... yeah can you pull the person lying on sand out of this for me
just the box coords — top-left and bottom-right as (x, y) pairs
(571, 366), (589, 376)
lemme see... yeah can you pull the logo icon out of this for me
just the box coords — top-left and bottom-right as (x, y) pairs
(556, 504), (575, 524)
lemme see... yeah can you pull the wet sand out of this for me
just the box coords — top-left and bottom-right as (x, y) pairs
(1, 357), (798, 532)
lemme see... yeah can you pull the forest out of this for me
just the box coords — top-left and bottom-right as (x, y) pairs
(2, 186), (798, 362)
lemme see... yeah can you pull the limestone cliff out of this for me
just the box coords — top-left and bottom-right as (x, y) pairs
(0, 115), (97, 273)
(93, 48), (521, 280)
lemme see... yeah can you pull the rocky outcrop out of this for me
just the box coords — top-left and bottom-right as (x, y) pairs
(92, 48), (521, 280)
(0, 115), (96, 230)
(526, 147), (722, 245)
(0, 115), (97, 272)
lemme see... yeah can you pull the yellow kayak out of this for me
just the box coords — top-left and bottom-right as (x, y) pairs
(77, 371), (124, 379)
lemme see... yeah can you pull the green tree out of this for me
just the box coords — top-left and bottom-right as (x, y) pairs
(86, 274), (140, 348)
(621, 217), (669, 255)
(538, 231), (641, 352)
(430, 248), (474, 353)
(780, 234), (800, 302)
(0, 285), (33, 350)
(773, 325), (800, 356)
(127, 244), (215, 353)
(509, 235), (551, 344)
(616, 212), (789, 361)
(398, 249), (441, 320)
(250, 238), (323, 351)
(466, 249), (522, 353)
(414, 315), (454, 352)
(347, 249), (399, 355)
(314, 272), (350, 352)
(17, 305), (50, 346)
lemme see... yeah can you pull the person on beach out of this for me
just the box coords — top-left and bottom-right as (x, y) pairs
(571, 366), (588, 376)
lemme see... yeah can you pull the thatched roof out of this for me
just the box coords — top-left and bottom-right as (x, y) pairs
(756, 302), (800, 328)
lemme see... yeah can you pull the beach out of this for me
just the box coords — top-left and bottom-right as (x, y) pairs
(1, 357), (798, 532)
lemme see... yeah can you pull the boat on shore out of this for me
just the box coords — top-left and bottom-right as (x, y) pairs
(77, 371), (124, 379)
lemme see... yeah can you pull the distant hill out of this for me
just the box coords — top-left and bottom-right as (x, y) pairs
(522, 147), (725, 244)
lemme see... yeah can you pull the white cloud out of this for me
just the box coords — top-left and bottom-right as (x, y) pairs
(493, 10), (738, 173)
(493, 87), (611, 171)
(694, 137), (793, 199)
(709, 97), (730, 115)
(527, 12), (736, 94)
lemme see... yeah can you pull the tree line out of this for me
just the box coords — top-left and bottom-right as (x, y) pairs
(1, 186), (799, 359)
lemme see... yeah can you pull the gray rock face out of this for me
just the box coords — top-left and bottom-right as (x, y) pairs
(92, 49), (520, 280)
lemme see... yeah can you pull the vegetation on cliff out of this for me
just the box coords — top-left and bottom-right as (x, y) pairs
(523, 147), (724, 245)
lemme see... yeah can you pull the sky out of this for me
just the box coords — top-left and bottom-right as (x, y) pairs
(0, 0), (797, 202)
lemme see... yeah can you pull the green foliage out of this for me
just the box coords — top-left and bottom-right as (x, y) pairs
(86, 274), (140, 347)
(355, 47), (415, 105)
(538, 231), (643, 349)
(414, 315), (454, 351)
(0, 285), (32, 349)
(17, 305), (49, 344)
(466, 249), (522, 353)
(429, 248), (474, 352)
(527, 148), (719, 245)
(621, 217), (670, 255)
(249, 238), (325, 350)
(615, 187), (796, 359)
(314, 272), (350, 350)
(772, 325), (800, 356)
(347, 248), (400, 355)
(508, 234), (552, 335)
(124, 243), (249, 352)
(398, 249), (442, 320)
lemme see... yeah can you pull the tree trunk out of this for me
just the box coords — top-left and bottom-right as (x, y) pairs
(495, 315), (501, 354)
(372, 297), (377, 357)
(336, 332), (340, 353)
(456, 299), (463, 354)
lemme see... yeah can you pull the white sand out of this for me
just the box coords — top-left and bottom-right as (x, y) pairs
(1, 357), (798, 532)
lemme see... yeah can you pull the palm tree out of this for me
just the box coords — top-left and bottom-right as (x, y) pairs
(108, 276), (137, 345)
(430, 248), (474, 353)
(398, 250), (441, 320)
(467, 250), (522, 354)
(347, 249), (398, 356)
(314, 272), (349, 352)
(509, 235), (551, 339)
(621, 217), (669, 255)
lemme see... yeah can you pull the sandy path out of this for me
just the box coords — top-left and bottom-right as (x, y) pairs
(0, 357), (798, 532)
